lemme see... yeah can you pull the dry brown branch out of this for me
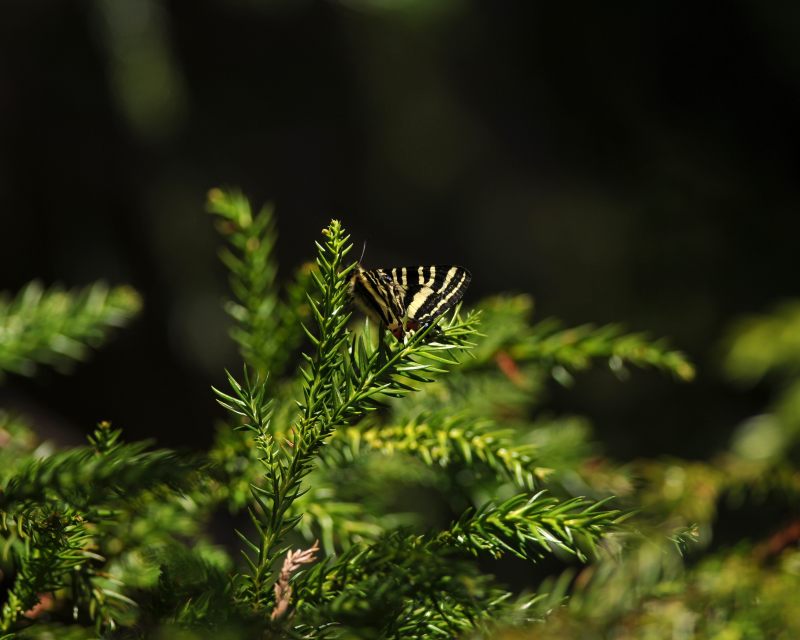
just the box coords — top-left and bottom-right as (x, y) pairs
(270, 539), (321, 621)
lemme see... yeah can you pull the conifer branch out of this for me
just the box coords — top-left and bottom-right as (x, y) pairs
(440, 493), (623, 562)
(518, 319), (696, 382)
(290, 492), (622, 636)
(470, 296), (695, 382)
(293, 531), (499, 637)
(329, 415), (546, 489)
(144, 543), (241, 629)
(722, 300), (800, 384)
(213, 220), (353, 609)
(293, 495), (615, 640)
(213, 370), (280, 609)
(279, 224), (478, 560)
(208, 188), (310, 377)
(0, 281), (140, 377)
(0, 508), (95, 632)
(0, 425), (195, 511)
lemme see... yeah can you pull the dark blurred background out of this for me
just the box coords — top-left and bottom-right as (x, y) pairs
(1, 0), (798, 457)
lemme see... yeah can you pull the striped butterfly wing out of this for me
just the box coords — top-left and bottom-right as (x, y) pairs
(400, 265), (471, 327)
(350, 265), (407, 331)
(350, 264), (471, 339)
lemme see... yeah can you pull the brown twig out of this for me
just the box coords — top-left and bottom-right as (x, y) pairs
(754, 519), (800, 562)
(495, 350), (526, 387)
(270, 540), (321, 621)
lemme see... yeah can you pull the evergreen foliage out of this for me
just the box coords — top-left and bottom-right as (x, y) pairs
(0, 282), (140, 377)
(1, 188), (794, 639)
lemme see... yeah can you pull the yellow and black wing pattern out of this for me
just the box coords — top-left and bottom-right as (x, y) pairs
(350, 264), (471, 339)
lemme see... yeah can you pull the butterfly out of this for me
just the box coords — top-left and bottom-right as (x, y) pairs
(349, 264), (471, 340)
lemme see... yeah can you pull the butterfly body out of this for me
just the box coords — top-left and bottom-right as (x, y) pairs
(349, 264), (471, 340)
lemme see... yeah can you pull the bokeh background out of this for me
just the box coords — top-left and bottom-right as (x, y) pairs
(2, 0), (798, 457)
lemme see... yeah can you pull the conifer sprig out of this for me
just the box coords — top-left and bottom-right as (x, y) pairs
(213, 368), (273, 435)
(440, 493), (623, 562)
(519, 319), (695, 382)
(329, 415), (545, 489)
(722, 300), (800, 383)
(0, 429), (194, 510)
(0, 281), (140, 377)
(470, 296), (695, 382)
(291, 492), (621, 636)
(214, 221), (354, 609)
(214, 371), (282, 609)
(294, 531), (506, 638)
(208, 188), (310, 377)
(294, 501), (608, 640)
(0, 508), (96, 632)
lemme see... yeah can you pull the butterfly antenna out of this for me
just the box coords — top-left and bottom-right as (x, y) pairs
(358, 240), (367, 265)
